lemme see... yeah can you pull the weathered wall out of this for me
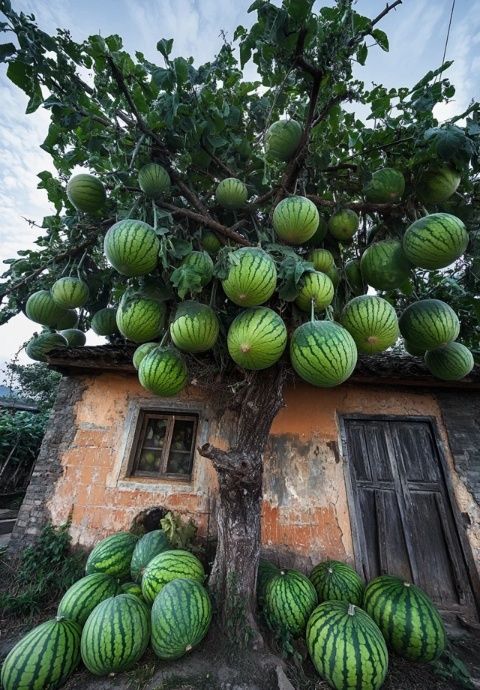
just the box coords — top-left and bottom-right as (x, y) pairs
(11, 370), (479, 579)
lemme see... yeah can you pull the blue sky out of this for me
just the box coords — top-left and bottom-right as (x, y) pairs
(0, 0), (479, 368)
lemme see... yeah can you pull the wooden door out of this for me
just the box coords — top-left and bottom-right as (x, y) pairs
(342, 417), (478, 619)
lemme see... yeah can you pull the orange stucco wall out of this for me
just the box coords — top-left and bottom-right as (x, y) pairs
(47, 372), (480, 573)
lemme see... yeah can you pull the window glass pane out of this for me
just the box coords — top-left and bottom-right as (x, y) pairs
(136, 449), (162, 473)
(144, 418), (167, 449)
(165, 419), (195, 475)
(165, 450), (193, 475)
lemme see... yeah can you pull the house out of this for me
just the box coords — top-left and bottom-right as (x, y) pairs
(9, 345), (480, 622)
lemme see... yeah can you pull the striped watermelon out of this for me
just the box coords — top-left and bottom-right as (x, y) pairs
(364, 167), (405, 204)
(51, 277), (89, 309)
(56, 309), (78, 330)
(57, 573), (120, 626)
(25, 290), (69, 329)
(227, 307), (287, 370)
(399, 299), (460, 350)
(26, 332), (67, 362)
(86, 531), (138, 579)
(215, 177), (248, 208)
(133, 342), (158, 369)
(328, 209), (359, 242)
(121, 582), (144, 600)
(307, 216), (328, 246)
(170, 301), (219, 353)
(360, 240), (411, 291)
(116, 290), (166, 343)
(138, 162), (171, 198)
(67, 173), (106, 214)
(265, 569), (318, 637)
(273, 195), (319, 245)
(1, 617), (81, 690)
(104, 219), (160, 276)
(138, 347), (188, 397)
(257, 558), (280, 605)
(306, 602), (388, 690)
(91, 307), (119, 336)
(417, 166), (461, 204)
(222, 247), (277, 307)
(309, 561), (364, 606)
(180, 251), (214, 288)
(131, 529), (170, 583)
(307, 248), (335, 274)
(151, 578), (212, 659)
(364, 575), (446, 662)
(425, 342), (474, 380)
(265, 119), (303, 161)
(81, 593), (150, 675)
(404, 339), (426, 357)
(142, 549), (205, 605)
(290, 321), (358, 388)
(340, 295), (399, 354)
(345, 258), (367, 295)
(403, 212), (469, 270)
(295, 272), (335, 313)
(201, 230), (222, 255)
(60, 328), (86, 347)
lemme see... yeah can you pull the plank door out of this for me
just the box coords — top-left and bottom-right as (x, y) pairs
(342, 417), (478, 619)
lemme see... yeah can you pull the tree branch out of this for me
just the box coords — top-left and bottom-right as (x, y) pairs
(347, 1), (403, 48)
(158, 202), (252, 246)
(307, 193), (401, 213)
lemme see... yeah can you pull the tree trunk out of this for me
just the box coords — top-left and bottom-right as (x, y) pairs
(200, 365), (287, 646)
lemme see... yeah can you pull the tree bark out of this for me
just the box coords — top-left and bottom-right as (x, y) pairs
(200, 365), (287, 646)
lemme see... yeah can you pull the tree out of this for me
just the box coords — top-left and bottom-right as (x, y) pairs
(0, 0), (479, 643)
(5, 362), (61, 412)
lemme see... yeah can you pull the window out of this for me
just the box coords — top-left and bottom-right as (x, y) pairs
(129, 412), (198, 480)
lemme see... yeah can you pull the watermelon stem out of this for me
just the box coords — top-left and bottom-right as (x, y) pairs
(310, 298), (315, 322)
(152, 201), (158, 232)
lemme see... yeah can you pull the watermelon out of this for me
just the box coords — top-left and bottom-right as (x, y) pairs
(91, 307), (119, 336)
(273, 195), (319, 245)
(417, 166), (461, 204)
(265, 119), (303, 161)
(138, 162), (171, 198)
(290, 321), (358, 388)
(307, 248), (335, 274)
(345, 258), (367, 295)
(81, 594), (150, 675)
(306, 601), (388, 690)
(257, 559), (280, 605)
(121, 582), (144, 600)
(364, 167), (405, 203)
(104, 219), (160, 276)
(425, 342), (474, 381)
(264, 569), (318, 637)
(328, 209), (359, 242)
(57, 573), (120, 626)
(60, 328), (86, 347)
(201, 230), (222, 255)
(307, 216), (329, 246)
(25, 290), (71, 329)
(55, 309), (78, 330)
(328, 264), (340, 288)
(151, 578), (212, 659)
(360, 240), (411, 291)
(138, 347), (188, 397)
(215, 177), (248, 208)
(399, 299), (460, 350)
(26, 332), (67, 362)
(295, 272), (335, 313)
(133, 342), (158, 370)
(180, 251), (214, 288)
(364, 575), (446, 662)
(403, 212), (469, 270)
(404, 339), (426, 357)
(222, 247), (277, 307)
(170, 301), (219, 353)
(309, 561), (364, 606)
(340, 295), (399, 354)
(51, 276), (89, 309)
(142, 549), (205, 605)
(227, 307), (287, 370)
(116, 290), (166, 343)
(67, 173), (106, 214)
(1, 617), (81, 690)
(86, 531), (138, 579)
(131, 529), (171, 583)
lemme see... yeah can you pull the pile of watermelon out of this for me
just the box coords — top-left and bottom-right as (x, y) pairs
(259, 557), (447, 690)
(1, 527), (212, 689)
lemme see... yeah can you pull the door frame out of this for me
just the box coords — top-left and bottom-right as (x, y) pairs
(338, 413), (480, 615)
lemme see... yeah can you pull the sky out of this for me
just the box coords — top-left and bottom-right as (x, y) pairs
(0, 0), (479, 370)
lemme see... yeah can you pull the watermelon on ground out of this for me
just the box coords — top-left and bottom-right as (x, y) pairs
(264, 569), (318, 637)
(170, 301), (219, 353)
(306, 601), (388, 690)
(121, 582), (145, 600)
(221, 247), (277, 307)
(227, 307), (287, 370)
(104, 219), (160, 277)
(399, 299), (460, 351)
(417, 166), (461, 204)
(364, 167), (405, 204)
(215, 178), (248, 208)
(1, 617), (81, 690)
(138, 162), (171, 199)
(91, 307), (119, 336)
(142, 549), (205, 605)
(81, 594), (150, 675)
(116, 290), (166, 343)
(51, 277), (89, 309)
(257, 558), (280, 606)
(294, 272), (335, 313)
(60, 329), (86, 347)
(364, 575), (446, 662)
(360, 240), (411, 291)
(131, 529), (170, 583)
(273, 195), (319, 245)
(86, 531), (138, 579)
(403, 212), (469, 270)
(328, 209), (359, 242)
(67, 174), (106, 214)
(26, 332), (68, 362)
(151, 578), (212, 659)
(340, 295), (399, 354)
(265, 119), (303, 161)
(425, 342), (474, 381)
(309, 560), (364, 606)
(57, 573), (120, 626)
(138, 347), (188, 397)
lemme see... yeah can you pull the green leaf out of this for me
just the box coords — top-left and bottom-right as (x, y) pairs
(25, 81), (43, 114)
(157, 38), (173, 60)
(0, 42), (15, 62)
(169, 265), (203, 299)
(284, 0), (312, 22)
(6, 60), (32, 95)
(173, 56), (189, 86)
(356, 44), (368, 66)
(371, 28), (389, 51)
(277, 256), (314, 301)
(248, 0), (266, 12)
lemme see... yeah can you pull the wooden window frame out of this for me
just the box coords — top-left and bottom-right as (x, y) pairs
(128, 410), (198, 482)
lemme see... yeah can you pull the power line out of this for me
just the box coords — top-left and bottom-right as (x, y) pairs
(441, 0), (456, 67)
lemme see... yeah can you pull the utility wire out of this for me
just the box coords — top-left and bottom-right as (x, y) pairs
(440, 0), (456, 68)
